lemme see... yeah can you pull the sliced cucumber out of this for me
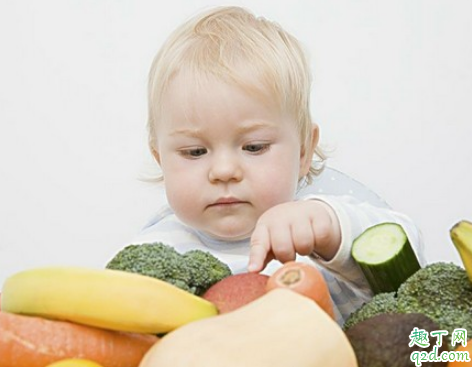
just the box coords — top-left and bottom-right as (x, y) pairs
(352, 223), (421, 294)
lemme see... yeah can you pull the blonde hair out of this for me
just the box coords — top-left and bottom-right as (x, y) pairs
(147, 6), (325, 182)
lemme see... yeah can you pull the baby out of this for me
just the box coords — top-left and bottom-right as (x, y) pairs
(135, 6), (424, 323)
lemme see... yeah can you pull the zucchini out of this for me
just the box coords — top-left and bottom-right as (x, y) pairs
(352, 223), (421, 294)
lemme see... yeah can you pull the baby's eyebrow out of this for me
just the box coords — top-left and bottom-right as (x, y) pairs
(236, 121), (277, 134)
(169, 121), (277, 137)
(169, 127), (203, 137)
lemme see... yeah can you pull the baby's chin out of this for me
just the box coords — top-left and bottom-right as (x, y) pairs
(178, 213), (256, 242)
(201, 225), (254, 242)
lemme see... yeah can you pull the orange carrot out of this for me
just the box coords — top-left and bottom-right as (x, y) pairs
(0, 311), (158, 367)
(266, 261), (335, 319)
(448, 338), (472, 366)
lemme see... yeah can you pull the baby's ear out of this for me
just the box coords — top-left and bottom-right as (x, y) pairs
(299, 124), (319, 176)
(151, 146), (161, 165)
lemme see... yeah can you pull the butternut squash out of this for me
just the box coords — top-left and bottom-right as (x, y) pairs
(139, 288), (358, 367)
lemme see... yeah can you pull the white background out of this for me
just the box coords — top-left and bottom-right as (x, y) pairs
(1, 0), (471, 287)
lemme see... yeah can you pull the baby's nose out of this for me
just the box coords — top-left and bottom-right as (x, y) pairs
(208, 152), (243, 183)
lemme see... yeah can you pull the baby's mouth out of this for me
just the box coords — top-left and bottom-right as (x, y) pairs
(207, 197), (248, 208)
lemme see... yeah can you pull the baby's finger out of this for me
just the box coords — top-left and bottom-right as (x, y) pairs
(291, 220), (316, 256)
(269, 225), (296, 264)
(248, 225), (271, 272)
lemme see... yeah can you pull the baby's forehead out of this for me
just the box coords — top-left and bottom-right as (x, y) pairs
(155, 71), (300, 132)
(167, 67), (281, 106)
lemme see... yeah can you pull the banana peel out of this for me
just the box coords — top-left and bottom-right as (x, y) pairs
(450, 220), (472, 282)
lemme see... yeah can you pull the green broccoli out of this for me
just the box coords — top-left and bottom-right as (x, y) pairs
(106, 242), (232, 296)
(343, 292), (398, 330)
(396, 262), (472, 346)
(183, 250), (233, 296)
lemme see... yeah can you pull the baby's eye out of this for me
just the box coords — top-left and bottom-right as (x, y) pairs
(243, 143), (270, 154)
(180, 147), (207, 158)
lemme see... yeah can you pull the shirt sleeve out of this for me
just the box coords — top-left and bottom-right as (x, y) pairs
(300, 193), (425, 322)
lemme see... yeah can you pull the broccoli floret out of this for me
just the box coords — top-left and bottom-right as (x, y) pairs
(106, 243), (193, 292)
(343, 292), (398, 330)
(106, 242), (232, 295)
(183, 250), (232, 295)
(397, 262), (472, 346)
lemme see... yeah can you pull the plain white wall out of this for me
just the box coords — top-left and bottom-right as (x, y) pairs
(1, 0), (471, 287)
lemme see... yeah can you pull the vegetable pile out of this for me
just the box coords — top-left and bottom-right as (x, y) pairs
(1, 220), (471, 367)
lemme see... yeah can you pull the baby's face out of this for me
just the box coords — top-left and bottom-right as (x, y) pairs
(154, 73), (309, 240)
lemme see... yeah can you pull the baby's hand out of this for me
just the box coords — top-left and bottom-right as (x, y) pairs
(248, 200), (341, 272)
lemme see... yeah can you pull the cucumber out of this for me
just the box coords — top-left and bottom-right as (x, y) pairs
(352, 223), (421, 294)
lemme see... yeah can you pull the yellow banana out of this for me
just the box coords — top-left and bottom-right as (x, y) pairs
(1, 266), (217, 334)
(450, 220), (472, 282)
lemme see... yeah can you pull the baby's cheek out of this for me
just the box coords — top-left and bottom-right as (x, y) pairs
(165, 181), (197, 213)
(261, 168), (298, 202)
(256, 185), (296, 214)
(254, 163), (299, 207)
